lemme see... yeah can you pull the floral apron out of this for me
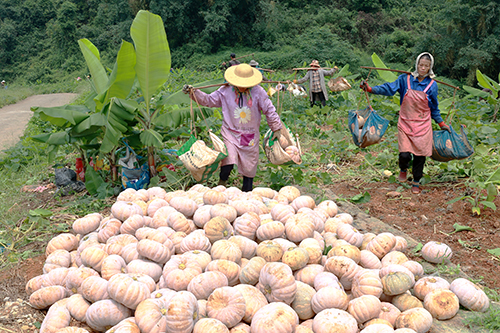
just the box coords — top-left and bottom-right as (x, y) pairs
(397, 75), (435, 156)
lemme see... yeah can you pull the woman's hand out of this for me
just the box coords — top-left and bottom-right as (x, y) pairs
(439, 122), (451, 133)
(359, 80), (372, 93)
(182, 84), (194, 94)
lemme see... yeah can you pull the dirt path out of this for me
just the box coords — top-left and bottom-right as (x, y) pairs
(0, 93), (79, 150)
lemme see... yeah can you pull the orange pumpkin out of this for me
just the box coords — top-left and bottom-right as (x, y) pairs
(394, 308), (433, 333)
(423, 289), (460, 320)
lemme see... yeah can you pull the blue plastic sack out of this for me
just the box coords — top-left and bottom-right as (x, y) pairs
(118, 143), (150, 189)
(348, 107), (389, 148)
(431, 125), (474, 162)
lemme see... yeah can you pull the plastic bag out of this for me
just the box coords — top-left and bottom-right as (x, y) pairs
(178, 132), (227, 182)
(431, 125), (474, 162)
(348, 107), (389, 148)
(118, 144), (150, 190)
(263, 122), (302, 165)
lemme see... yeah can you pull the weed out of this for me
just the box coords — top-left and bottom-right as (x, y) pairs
(436, 262), (461, 277)
(464, 307), (500, 333)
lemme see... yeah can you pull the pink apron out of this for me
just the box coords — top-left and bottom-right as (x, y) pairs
(397, 75), (435, 156)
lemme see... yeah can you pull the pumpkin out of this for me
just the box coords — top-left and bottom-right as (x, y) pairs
(206, 259), (241, 286)
(107, 273), (152, 309)
(85, 299), (132, 332)
(80, 246), (108, 272)
(148, 186), (167, 200)
(317, 200), (338, 217)
(232, 200), (261, 216)
(250, 302), (299, 333)
(299, 239), (323, 265)
(290, 195), (315, 211)
(193, 205), (214, 228)
(360, 250), (382, 270)
(104, 234), (138, 256)
(380, 264), (415, 285)
(393, 236), (408, 252)
(66, 294), (90, 322)
(29, 285), (67, 309)
(352, 269), (383, 298)
(257, 262), (297, 304)
(204, 216), (233, 243)
(146, 198), (169, 217)
(187, 271), (229, 300)
(294, 264), (325, 287)
(228, 236), (258, 259)
(282, 247), (310, 271)
(120, 214), (146, 235)
(324, 217), (345, 234)
(203, 189), (229, 205)
(291, 281), (316, 320)
(98, 218), (122, 243)
(44, 249), (72, 273)
(234, 284), (268, 323)
(413, 276), (450, 301)
(381, 272), (414, 296)
(270, 204), (295, 223)
(151, 206), (178, 228)
(165, 291), (199, 333)
(169, 196), (197, 217)
(211, 203), (238, 223)
(180, 230), (212, 253)
(56, 327), (91, 333)
(46, 233), (79, 256)
(101, 254), (128, 280)
(111, 201), (143, 221)
(136, 239), (171, 264)
(231, 323), (251, 333)
(207, 286), (246, 328)
(211, 239), (243, 264)
(40, 300), (71, 333)
(381, 251), (408, 267)
(378, 302), (401, 326)
(312, 309), (358, 333)
(81, 275), (109, 303)
(313, 271), (341, 291)
(194, 318), (229, 333)
(167, 211), (192, 234)
(162, 256), (203, 291)
(360, 324), (394, 333)
(66, 266), (99, 295)
(127, 258), (163, 282)
(366, 232), (397, 259)
(328, 244), (361, 263)
(239, 256), (267, 285)
(311, 286), (349, 312)
(394, 308), (433, 333)
(423, 289), (459, 320)
(73, 213), (102, 235)
(449, 278), (490, 312)
(135, 295), (173, 333)
(107, 318), (141, 333)
(278, 186), (301, 202)
(324, 256), (361, 290)
(284, 213), (315, 242)
(392, 293), (423, 312)
(348, 294), (382, 324)
(336, 224), (363, 247)
(26, 275), (47, 295)
(233, 212), (261, 240)
(421, 241), (452, 264)
(256, 221), (286, 241)
(361, 233), (377, 250)
(256, 240), (284, 262)
(183, 250), (212, 271)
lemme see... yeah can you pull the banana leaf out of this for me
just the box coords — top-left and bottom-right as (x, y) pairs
(371, 53), (398, 82)
(155, 106), (214, 129)
(130, 10), (171, 114)
(100, 98), (139, 153)
(78, 39), (109, 95)
(105, 40), (137, 102)
(32, 105), (90, 127)
(70, 113), (106, 138)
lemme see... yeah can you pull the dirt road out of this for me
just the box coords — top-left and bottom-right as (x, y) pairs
(0, 93), (79, 150)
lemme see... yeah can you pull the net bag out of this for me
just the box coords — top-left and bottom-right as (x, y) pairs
(431, 125), (474, 162)
(348, 107), (389, 148)
(263, 122), (302, 165)
(178, 131), (227, 182)
(328, 77), (351, 92)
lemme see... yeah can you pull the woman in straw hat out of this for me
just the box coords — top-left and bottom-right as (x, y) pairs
(293, 60), (338, 107)
(360, 52), (450, 194)
(183, 64), (282, 191)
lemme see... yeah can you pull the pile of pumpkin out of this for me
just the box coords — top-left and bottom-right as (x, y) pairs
(26, 185), (490, 333)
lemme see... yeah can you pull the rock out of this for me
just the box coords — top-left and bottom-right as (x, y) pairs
(386, 191), (401, 198)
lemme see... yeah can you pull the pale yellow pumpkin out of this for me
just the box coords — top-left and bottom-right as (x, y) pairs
(270, 203), (295, 223)
(127, 258), (163, 282)
(164, 291), (199, 333)
(136, 238), (171, 264)
(80, 246), (109, 272)
(257, 262), (297, 304)
(182, 250), (212, 271)
(313, 271), (341, 291)
(169, 196), (197, 217)
(336, 223), (363, 247)
(233, 212), (260, 240)
(311, 286), (349, 312)
(66, 266), (100, 295)
(135, 295), (173, 333)
(40, 300), (71, 333)
(378, 302), (401, 326)
(193, 205), (214, 228)
(284, 213), (315, 242)
(104, 234), (138, 256)
(146, 198), (169, 217)
(449, 278), (490, 312)
(278, 186), (301, 202)
(256, 221), (285, 241)
(101, 254), (127, 280)
(282, 247), (310, 271)
(180, 230), (212, 253)
(111, 201), (143, 221)
(352, 269), (383, 298)
(317, 200), (339, 217)
(421, 241), (453, 264)
(98, 218), (122, 243)
(360, 250), (382, 269)
(328, 244), (361, 263)
(120, 214), (146, 235)
(228, 235), (258, 259)
(348, 294), (382, 324)
(44, 249), (72, 273)
(366, 233), (397, 259)
(392, 293), (423, 312)
(256, 240), (284, 262)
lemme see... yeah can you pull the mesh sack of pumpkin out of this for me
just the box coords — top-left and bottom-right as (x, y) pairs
(348, 82), (390, 148)
(431, 90), (474, 162)
(263, 121), (302, 165)
(177, 98), (228, 183)
(328, 76), (352, 92)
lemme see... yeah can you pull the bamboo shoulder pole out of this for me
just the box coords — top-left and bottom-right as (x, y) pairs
(360, 66), (460, 90)
(293, 67), (334, 71)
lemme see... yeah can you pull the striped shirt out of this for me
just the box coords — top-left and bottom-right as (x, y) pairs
(310, 70), (321, 92)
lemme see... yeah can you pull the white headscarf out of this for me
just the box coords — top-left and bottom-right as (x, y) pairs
(412, 52), (436, 79)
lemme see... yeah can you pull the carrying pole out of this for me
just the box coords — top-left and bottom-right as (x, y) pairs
(360, 66), (460, 90)
(293, 67), (334, 71)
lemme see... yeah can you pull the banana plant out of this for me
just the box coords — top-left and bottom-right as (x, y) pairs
(463, 69), (500, 122)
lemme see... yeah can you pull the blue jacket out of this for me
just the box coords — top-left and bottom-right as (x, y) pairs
(372, 74), (444, 124)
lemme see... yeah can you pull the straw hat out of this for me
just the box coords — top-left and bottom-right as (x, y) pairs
(309, 60), (320, 67)
(224, 64), (262, 88)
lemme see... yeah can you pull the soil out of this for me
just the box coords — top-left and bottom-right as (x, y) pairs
(0, 95), (498, 332)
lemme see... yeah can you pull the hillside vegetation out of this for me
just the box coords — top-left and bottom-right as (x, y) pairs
(0, 0), (498, 85)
